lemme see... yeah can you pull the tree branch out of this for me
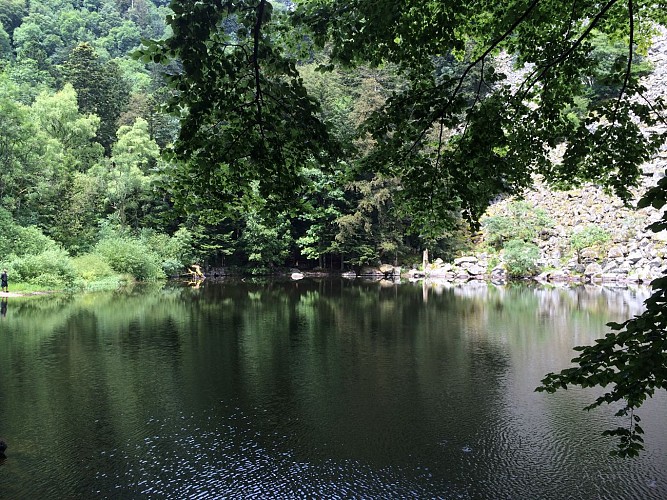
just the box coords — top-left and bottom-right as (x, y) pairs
(253, 0), (267, 142)
(407, 0), (541, 155)
(611, 0), (633, 123)
(517, 0), (621, 100)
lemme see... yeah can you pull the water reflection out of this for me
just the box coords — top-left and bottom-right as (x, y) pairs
(0, 281), (665, 498)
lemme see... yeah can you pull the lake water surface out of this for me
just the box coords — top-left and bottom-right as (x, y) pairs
(0, 280), (665, 499)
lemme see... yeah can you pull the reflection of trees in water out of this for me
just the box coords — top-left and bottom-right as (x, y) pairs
(423, 282), (648, 330)
(2, 280), (659, 496)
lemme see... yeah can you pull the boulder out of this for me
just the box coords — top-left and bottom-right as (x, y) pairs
(379, 264), (396, 275)
(626, 250), (644, 264)
(359, 267), (383, 277)
(580, 248), (600, 260)
(584, 263), (603, 276)
(549, 270), (570, 282)
(607, 246), (626, 258)
(430, 268), (454, 279)
(602, 261), (619, 273)
(467, 264), (486, 276)
(454, 256), (478, 265)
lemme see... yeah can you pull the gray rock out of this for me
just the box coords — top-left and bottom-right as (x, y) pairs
(429, 268), (452, 279)
(467, 264), (486, 276)
(607, 246), (626, 258)
(584, 263), (603, 276)
(454, 256), (478, 265)
(379, 264), (395, 275)
(549, 270), (570, 282)
(626, 251), (644, 264)
(360, 267), (383, 276)
(602, 261), (620, 273)
(580, 248), (600, 259)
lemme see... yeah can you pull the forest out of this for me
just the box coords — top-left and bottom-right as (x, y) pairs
(0, 0), (473, 290)
(2, 0), (661, 289)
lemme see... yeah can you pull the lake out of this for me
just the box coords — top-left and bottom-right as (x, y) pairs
(0, 279), (665, 499)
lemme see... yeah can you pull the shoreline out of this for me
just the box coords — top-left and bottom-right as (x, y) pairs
(0, 291), (56, 298)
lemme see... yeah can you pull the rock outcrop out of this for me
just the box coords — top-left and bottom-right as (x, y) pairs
(409, 27), (667, 285)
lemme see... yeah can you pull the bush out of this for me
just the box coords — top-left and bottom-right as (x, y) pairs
(7, 247), (80, 290)
(139, 227), (195, 275)
(71, 253), (116, 282)
(503, 239), (541, 278)
(570, 225), (611, 263)
(482, 201), (553, 249)
(0, 208), (59, 257)
(94, 236), (165, 281)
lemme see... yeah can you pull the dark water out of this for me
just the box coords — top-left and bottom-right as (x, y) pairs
(0, 280), (665, 499)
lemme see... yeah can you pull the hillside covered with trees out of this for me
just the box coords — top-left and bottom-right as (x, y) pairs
(0, 0), (474, 289)
(3, 0), (663, 288)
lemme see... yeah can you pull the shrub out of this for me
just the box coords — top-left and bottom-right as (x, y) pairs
(482, 201), (553, 249)
(0, 208), (59, 257)
(7, 247), (80, 290)
(94, 236), (165, 281)
(139, 227), (196, 275)
(570, 225), (611, 263)
(71, 253), (115, 282)
(503, 239), (541, 278)
(14, 226), (59, 256)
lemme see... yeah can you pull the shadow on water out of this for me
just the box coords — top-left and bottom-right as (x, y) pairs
(0, 280), (664, 498)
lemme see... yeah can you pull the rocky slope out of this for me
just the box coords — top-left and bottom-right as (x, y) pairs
(423, 27), (667, 284)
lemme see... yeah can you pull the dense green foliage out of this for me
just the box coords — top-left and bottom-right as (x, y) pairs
(4, 0), (663, 275)
(503, 239), (542, 278)
(482, 201), (553, 250)
(94, 233), (165, 281)
(570, 225), (612, 262)
(0, 0), (467, 274)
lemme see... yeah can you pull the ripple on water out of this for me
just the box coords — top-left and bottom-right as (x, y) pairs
(91, 406), (462, 499)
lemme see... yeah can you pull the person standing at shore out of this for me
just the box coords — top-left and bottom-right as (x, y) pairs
(1, 269), (7, 293)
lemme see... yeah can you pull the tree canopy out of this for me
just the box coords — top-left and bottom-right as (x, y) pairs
(144, 0), (667, 232)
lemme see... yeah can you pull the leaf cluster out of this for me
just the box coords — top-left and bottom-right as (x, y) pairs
(139, 0), (337, 217)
